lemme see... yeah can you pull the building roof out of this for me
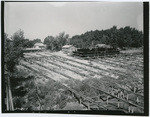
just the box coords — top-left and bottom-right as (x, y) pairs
(34, 43), (45, 46)
(62, 45), (74, 49)
(95, 44), (111, 48)
(24, 48), (42, 51)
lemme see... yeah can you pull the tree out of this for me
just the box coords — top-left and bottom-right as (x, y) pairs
(5, 30), (24, 73)
(21, 39), (34, 48)
(11, 29), (25, 48)
(4, 31), (26, 111)
(44, 32), (69, 51)
(56, 32), (69, 50)
(44, 36), (56, 50)
(33, 38), (41, 43)
(22, 38), (42, 48)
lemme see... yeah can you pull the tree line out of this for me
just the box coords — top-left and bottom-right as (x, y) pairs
(4, 26), (143, 75)
(4, 26), (143, 73)
(70, 26), (143, 49)
(43, 26), (143, 51)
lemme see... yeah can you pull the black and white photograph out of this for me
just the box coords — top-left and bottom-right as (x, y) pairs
(2, 1), (149, 115)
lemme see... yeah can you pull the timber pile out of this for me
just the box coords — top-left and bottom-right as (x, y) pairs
(72, 48), (119, 57)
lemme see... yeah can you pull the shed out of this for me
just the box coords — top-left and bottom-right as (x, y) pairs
(62, 45), (76, 54)
(23, 48), (43, 53)
(34, 43), (46, 49)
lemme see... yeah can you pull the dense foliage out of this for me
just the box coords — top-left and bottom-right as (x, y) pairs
(22, 38), (42, 48)
(4, 30), (24, 73)
(4, 29), (42, 72)
(44, 32), (69, 51)
(70, 26), (143, 49)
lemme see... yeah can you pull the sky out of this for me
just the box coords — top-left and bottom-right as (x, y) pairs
(5, 2), (143, 41)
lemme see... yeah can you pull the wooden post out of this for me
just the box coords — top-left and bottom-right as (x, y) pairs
(87, 102), (90, 110)
(128, 106), (131, 113)
(121, 91), (125, 99)
(136, 97), (139, 103)
(126, 94), (129, 100)
(106, 96), (109, 104)
(131, 106), (134, 113)
(117, 92), (120, 98)
(134, 87), (136, 93)
(79, 97), (81, 104)
(117, 102), (120, 108)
